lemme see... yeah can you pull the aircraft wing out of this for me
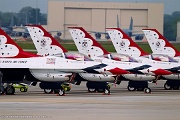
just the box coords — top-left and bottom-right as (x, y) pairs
(82, 63), (107, 74)
(126, 65), (152, 74)
(165, 66), (180, 73)
(131, 33), (144, 40)
(88, 31), (109, 39)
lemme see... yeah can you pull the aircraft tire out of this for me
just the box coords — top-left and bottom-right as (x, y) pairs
(164, 83), (171, 90)
(88, 88), (96, 92)
(5, 85), (15, 95)
(127, 85), (136, 91)
(44, 89), (53, 94)
(144, 88), (151, 93)
(104, 89), (110, 95)
(58, 89), (65, 96)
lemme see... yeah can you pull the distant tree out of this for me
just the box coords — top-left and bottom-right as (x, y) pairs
(164, 11), (180, 41)
(172, 11), (180, 17)
(0, 12), (12, 27)
(18, 6), (47, 25)
(0, 12), (2, 27)
(0, 11), (17, 27)
(164, 20), (176, 41)
(40, 13), (47, 25)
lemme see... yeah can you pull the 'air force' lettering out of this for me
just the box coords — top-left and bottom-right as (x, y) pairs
(0, 60), (27, 63)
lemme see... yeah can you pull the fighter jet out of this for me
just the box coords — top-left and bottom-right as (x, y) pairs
(0, 27), (128, 95)
(68, 27), (174, 93)
(106, 28), (180, 90)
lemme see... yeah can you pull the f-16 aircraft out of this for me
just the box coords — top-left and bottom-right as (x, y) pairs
(67, 27), (175, 93)
(142, 29), (180, 90)
(91, 15), (144, 40)
(0, 28), (129, 96)
(25, 25), (134, 95)
(106, 28), (180, 90)
(69, 27), (175, 75)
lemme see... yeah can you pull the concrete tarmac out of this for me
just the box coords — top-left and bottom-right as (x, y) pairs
(0, 81), (180, 120)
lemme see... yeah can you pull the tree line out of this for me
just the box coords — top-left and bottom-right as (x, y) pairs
(164, 11), (180, 41)
(0, 6), (180, 41)
(0, 6), (47, 27)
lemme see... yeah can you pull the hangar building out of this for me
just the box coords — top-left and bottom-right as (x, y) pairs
(47, 0), (164, 39)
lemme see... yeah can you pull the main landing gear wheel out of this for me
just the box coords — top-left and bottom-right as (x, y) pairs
(5, 85), (15, 95)
(127, 85), (136, 91)
(88, 88), (96, 92)
(58, 89), (65, 96)
(104, 89), (110, 95)
(44, 89), (53, 94)
(164, 83), (171, 90)
(144, 88), (151, 93)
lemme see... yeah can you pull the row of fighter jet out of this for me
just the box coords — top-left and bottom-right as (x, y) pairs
(0, 25), (179, 96)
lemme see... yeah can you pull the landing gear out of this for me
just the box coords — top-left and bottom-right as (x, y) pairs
(127, 85), (136, 91)
(164, 80), (180, 90)
(40, 82), (71, 96)
(86, 81), (111, 95)
(88, 88), (96, 92)
(58, 88), (65, 96)
(5, 85), (15, 95)
(0, 84), (16, 95)
(44, 89), (54, 94)
(104, 89), (110, 95)
(144, 88), (151, 93)
(128, 81), (151, 93)
(164, 83), (171, 90)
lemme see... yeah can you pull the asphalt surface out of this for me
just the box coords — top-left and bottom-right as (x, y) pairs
(0, 80), (180, 120)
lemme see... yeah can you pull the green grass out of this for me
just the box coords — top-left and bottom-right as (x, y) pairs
(17, 41), (36, 50)
(16, 40), (180, 54)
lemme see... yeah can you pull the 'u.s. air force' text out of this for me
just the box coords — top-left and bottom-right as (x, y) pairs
(0, 60), (27, 63)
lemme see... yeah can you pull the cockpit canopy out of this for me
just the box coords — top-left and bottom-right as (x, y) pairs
(99, 53), (138, 62)
(150, 54), (178, 62)
(53, 52), (93, 61)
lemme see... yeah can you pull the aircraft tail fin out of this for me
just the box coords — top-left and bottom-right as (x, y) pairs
(0, 28), (37, 58)
(26, 25), (68, 56)
(142, 29), (180, 57)
(10, 15), (14, 28)
(129, 17), (133, 31)
(106, 28), (149, 58)
(117, 15), (120, 28)
(68, 27), (110, 58)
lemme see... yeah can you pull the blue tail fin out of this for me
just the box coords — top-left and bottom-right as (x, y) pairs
(129, 17), (133, 30)
(117, 15), (120, 28)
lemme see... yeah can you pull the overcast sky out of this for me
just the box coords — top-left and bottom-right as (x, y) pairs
(0, 0), (180, 14)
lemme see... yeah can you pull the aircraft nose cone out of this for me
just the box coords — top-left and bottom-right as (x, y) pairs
(152, 69), (172, 75)
(107, 67), (129, 75)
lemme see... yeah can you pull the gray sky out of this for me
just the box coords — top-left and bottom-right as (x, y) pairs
(0, 0), (180, 14)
